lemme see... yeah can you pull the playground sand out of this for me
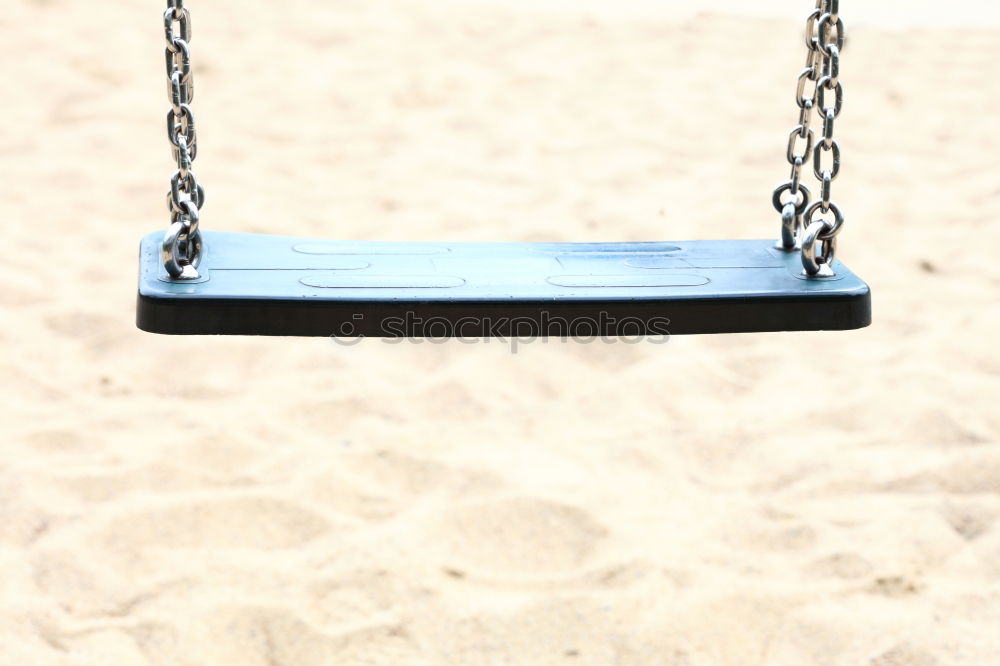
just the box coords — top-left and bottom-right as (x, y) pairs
(2, 1), (999, 664)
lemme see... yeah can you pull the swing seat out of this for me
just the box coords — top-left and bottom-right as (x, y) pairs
(136, 231), (871, 337)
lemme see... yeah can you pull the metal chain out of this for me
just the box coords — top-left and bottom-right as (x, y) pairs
(159, 1), (845, 279)
(162, 0), (205, 279)
(772, 0), (846, 277)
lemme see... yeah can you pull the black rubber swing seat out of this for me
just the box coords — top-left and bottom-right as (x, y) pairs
(136, 231), (871, 337)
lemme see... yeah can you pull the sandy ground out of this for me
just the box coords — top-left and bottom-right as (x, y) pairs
(2, 1), (999, 664)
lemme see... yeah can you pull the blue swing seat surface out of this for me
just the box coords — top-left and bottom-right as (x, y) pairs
(136, 230), (871, 337)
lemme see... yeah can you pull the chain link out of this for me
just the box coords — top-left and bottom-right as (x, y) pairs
(772, 0), (846, 277)
(161, 0), (204, 279)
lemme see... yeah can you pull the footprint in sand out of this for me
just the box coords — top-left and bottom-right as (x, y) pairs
(805, 552), (875, 580)
(0, 363), (68, 403)
(20, 428), (91, 454)
(45, 311), (120, 349)
(436, 497), (608, 576)
(306, 450), (503, 522)
(420, 597), (693, 666)
(168, 606), (430, 666)
(884, 455), (1000, 494)
(421, 381), (490, 421)
(32, 548), (153, 617)
(95, 496), (332, 550)
(728, 519), (819, 553)
(869, 643), (942, 666)
(340, 450), (501, 498)
(942, 504), (997, 541)
(33, 498), (337, 616)
(763, 603), (938, 666)
(309, 570), (406, 628)
(55, 461), (217, 503)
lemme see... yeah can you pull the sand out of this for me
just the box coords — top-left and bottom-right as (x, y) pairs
(2, 0), (999, 664)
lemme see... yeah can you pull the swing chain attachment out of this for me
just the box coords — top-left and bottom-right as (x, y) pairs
(772, 0), (846, 278)
(162, 0), (204, 280)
